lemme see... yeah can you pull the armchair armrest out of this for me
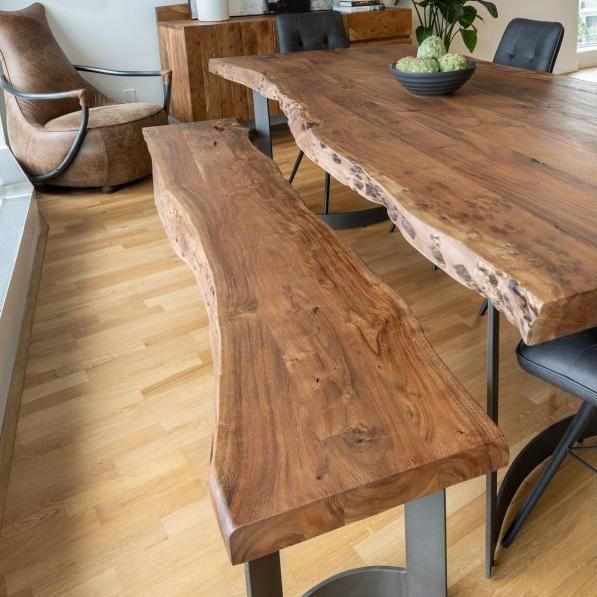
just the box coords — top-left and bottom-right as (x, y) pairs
(0, 74), (87, 106)
(74, 65), (166, 78)
(73, 65), (172, 112)
(0, 74), (89, 184)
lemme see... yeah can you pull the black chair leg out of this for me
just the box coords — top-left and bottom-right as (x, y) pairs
(289, 150), (304, 184)
(323, 172), (331, 215)
(291, 150), (332, 217)
(501, 402), (596, 548)
(388, 227), (438, 272)
(479, 298), (489, 317)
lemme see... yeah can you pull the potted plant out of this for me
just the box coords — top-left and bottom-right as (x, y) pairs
(400, 0), (498, 52)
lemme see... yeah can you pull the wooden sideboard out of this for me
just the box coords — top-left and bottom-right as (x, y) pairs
(155, 4), (412, 122)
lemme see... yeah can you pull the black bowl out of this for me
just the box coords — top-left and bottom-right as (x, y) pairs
(388, 61), (477, 97)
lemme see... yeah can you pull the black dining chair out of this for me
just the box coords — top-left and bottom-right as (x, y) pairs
(477, 18), (565, 316)
(276, 11), (349, 217)
(499, 328), (596, 547)
(493, 18), (565, 73)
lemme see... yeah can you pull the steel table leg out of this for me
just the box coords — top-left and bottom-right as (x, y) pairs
(252, 90), (272, 158)
(485, 301), (500, 578)
(253, 89), (387, 230)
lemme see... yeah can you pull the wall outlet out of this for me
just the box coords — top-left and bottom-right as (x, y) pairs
(123, 88), (137, 103)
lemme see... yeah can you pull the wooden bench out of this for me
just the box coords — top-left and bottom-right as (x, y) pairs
(143, 121), (508, 597)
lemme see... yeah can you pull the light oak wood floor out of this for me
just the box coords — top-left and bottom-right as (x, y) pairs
(0, 130), (595, 596)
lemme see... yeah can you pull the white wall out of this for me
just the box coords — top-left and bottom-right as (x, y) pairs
(402, 0), (579, 74)
(0, 0), (581, 127)
(1, 0), (182, 105)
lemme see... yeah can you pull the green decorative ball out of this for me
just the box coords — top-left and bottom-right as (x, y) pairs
(394, 56), (417, 72)
(407, 56), (440, 73)
(417, 36), (447, 61)
(438, 53), (468, 72)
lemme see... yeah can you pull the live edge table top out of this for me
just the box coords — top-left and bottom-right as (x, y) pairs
(210, 45), (597, 346)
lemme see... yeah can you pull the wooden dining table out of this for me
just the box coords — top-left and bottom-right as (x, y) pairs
(209, 44), (597, 575)
(210, 44), (597, 346)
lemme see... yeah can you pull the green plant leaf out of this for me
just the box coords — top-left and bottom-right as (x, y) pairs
(460, 27), (478, 51)
(469, 0), (498, 18)
(458, 5), (477, 28)
(416, 25), (434, 45)
(438, 0), (461, 23)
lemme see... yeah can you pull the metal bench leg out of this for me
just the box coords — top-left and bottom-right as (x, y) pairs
(245, 551), (284, 597)
(244, 492), (447, 596)
(252, 90), (272, 158)
(405, 490), (447, 597)
(304, 490), (447, 597)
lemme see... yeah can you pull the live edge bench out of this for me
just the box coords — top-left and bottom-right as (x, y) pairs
(143, 121), (508, 597)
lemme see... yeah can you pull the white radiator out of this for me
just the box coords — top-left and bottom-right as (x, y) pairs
(0, 124), (39, 432)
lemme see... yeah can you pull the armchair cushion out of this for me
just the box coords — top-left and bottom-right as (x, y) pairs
(45, 102), (164, 130)
(7, 95), (167, 188)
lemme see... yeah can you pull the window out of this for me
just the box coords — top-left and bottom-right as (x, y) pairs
(578, 0), (597, 49)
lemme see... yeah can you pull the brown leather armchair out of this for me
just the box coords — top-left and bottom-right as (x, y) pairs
(0, 3), (171, 192)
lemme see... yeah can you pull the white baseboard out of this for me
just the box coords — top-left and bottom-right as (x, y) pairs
(578, 47), (597, 70)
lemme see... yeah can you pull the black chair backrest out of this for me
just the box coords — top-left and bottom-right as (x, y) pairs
(276, 10), (349, 53)
(494, 18), (564, 74)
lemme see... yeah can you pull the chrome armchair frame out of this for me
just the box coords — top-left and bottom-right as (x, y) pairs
(73, 65), (172, 113)
(0, 65), (172, 184)
(0, 73), (89, 183)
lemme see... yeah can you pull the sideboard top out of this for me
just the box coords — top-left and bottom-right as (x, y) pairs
(156, 3), (412, 29)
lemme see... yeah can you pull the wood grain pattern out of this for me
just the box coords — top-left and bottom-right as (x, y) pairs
(210, 46), (597, 345)
(157, 15), (279, 122)
(144, 120), (508, 565)
(154, 3), (190, 23)
(155, 6), (412, 121)
(0, 132), (591, 595)
(343, 9), (411, 45)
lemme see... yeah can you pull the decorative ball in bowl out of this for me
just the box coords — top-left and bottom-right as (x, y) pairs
(389, 36), (476, 97)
